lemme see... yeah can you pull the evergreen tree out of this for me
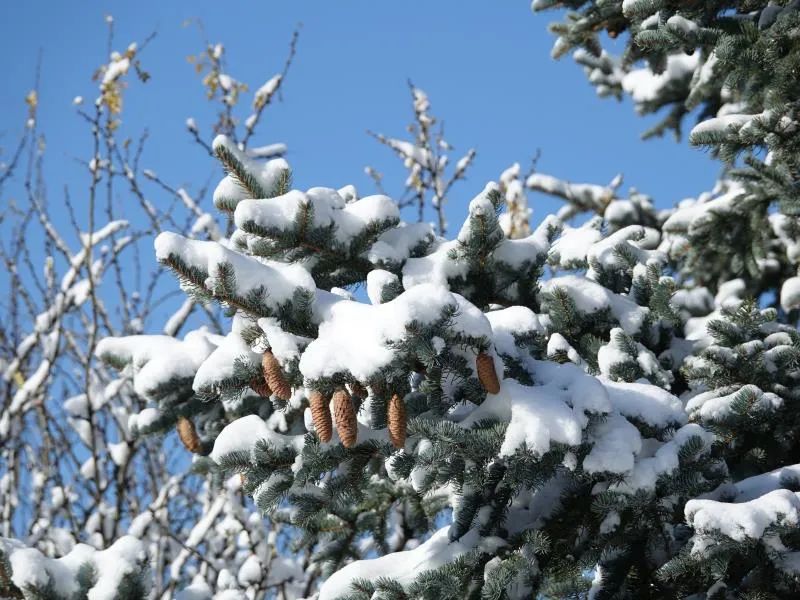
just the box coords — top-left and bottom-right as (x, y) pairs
(92, 135), (726, 598)
(5, 2), (800, 598)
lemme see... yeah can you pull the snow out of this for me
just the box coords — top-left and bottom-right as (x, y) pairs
(300, 283), (491, 382)
(690, 113), (758, 139)
(462, 361), (609, 457)
(256, 317), (309, 364)
(667, 14), (699, 34)
(485, 306), (543, 358)
(234, 187), (399, 246)
(549, 220), (602, 268)
(613, 424), (714, 494)
(686, 385), (782, 422)
(686, 489), (800, 543)
(368, 222), (434, 267)
(493, 229), (550, 269)
(583, 414), (641, 475)
(366, 269), (399, 305)
(622, 54), (699, 106)
(253, 74), (282, 107)
(780, 276), (800, 312)
(154, 232), (315, 309)
(1, 536), (146, 600)
(383, 138), (432, 167)
(586, 225), (664, 280)
(211, 136), (290, 209)
(108, 442), (130, 467)
(526, 173), (611, 212)
(598, 328), (671, 388)
(663, 186), (744, 234)
(402, 240), (468, 289)
(210, 415), (303, 464)
(720, 464), (800, 503)
(540, 275), (649, 335)
(102, 56), (130, 85)
(237, 554), (263, 585)
(318, 526), (481, 600)
(96, 329), (217, 400)
(601, 379), (686, 428)
(193, 324), (261, 396)
(546, 333), (582, 364)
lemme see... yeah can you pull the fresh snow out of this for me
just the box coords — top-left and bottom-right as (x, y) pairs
(2, 536), (145, 600)
(210, 415), (304, 464)
(541, 275), (649, 334)
(318, 526), (484, 600)
(154, 232), (315, 308)
(300, 283), (491, 382)
(686, 489), (800, 543)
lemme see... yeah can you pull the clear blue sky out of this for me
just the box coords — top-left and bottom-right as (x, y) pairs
(0, 1), (720, 312)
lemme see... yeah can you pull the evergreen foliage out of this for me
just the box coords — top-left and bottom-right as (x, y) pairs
(7, 2), (800, 598)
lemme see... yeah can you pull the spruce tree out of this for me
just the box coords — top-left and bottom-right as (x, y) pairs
(5, 2), (800, 598)
(91, 135), (725, 598)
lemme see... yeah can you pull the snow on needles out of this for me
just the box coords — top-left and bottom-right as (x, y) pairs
(541, 275), (649, 335)
(1, 536), (146, 600)
(210, 414), (304, 463)
(686, 489), (800, 543)
(154, 232), (315, 308)
(299, 283), (491, 382)
(95, 329), (217, 399)
(234, 187), (399, 246)
(318, 526), (489, 600)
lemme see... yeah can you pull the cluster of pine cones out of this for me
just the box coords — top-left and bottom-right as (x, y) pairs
(178, 349), (501, 453)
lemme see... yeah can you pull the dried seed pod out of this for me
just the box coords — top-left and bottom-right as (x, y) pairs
(309, 389), (333, 443)
(333, 388), (358, 448)
(387, 393), (407, 449)
(176, 416), (202, 454)
(476, 352), (501, 394)
(250, 376), (272, 398)
(262, 350), (291, 401)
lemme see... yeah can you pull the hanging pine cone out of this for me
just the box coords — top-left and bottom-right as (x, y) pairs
(249, 376), (272, 398)
(387, 393), (407, 449)
(176, 416), (202, 454)
(476, 352), (501, 394)
(333, 388), (358, 448)
(309, 389), (333, 443)
(262, 350), (291, 401)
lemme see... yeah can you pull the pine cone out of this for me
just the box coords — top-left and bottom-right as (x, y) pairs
(333, 388), (358, 448)
(387, 393), (407, 449)
(476, 352), (501, 394)
(262, 350), (291, 401)
(309, 389), (333, 443)
(250, 376), (272, 398)
(176, 416), (202, 454)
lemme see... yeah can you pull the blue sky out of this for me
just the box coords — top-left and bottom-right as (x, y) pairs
(1, 1), (720, 202)
(0, 1), (721, 320)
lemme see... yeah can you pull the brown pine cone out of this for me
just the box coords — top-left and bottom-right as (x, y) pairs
(387, 393), (407, 449)
(333, 388), (358, 448)
(176, 416), (202, 454)
(262, 350), (291, 401)
(249, 376), (272, 398)
(476, 352), (501, 394)
(309, 389), (333, 443)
